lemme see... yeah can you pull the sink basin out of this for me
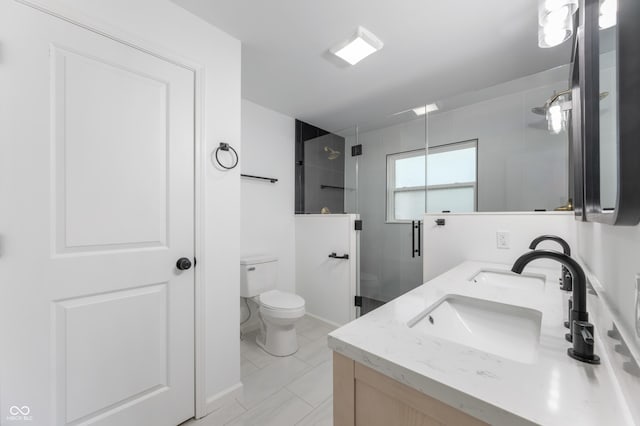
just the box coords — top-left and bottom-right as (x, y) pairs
(469, 270), (545, 293)
(408, 295), (542, 363)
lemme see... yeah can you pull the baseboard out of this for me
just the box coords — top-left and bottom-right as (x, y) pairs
(202, 382), (244, 419)
(305, 311), (343, 328)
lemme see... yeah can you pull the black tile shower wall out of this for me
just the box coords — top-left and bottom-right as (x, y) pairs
(295, 119), (345, 214)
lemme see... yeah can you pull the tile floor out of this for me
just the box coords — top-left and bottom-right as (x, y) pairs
(186, 316), (336, 426)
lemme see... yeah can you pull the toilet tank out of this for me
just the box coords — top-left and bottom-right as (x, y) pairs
(240, 255), (278, 297)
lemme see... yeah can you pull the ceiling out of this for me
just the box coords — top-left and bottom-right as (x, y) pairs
(173, 0), (572, 132)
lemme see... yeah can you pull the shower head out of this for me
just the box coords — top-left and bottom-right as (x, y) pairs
(532, 106), (547, 116)
(324, 146), (341, 160)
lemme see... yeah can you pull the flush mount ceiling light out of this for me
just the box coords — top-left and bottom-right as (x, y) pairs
(538, 0), (578, 48)
(412, 103), (439, 116)
(330, 26), (383, 65)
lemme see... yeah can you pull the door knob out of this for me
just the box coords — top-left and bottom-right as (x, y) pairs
(176, 257), (192, 271)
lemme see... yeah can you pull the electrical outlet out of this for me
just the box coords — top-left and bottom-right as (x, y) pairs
(496, 231), (510, 249)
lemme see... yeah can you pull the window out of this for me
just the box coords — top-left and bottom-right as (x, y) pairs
(426, 140), (477, 213)
(386, 140), (477, 222)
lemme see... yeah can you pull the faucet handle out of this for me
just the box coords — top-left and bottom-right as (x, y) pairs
(560, 266), (573, 291)
(568, 321), (600, 364)
(580, 325), (594, 345)
(564, 298), (573, 330)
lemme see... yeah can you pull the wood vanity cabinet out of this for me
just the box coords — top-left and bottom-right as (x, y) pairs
(333, 352), (487, 426)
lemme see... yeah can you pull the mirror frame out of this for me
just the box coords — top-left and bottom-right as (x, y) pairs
(581, 0), (640, 225)
(570, 17), (585, 221)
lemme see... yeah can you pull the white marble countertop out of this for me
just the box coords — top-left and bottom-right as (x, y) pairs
(328, 261), (635, 426)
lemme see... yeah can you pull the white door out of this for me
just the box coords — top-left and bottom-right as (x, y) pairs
(0, 2), (195, 425)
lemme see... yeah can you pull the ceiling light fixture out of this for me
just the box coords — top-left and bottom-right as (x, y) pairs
(412, 103), (439, 116)
(538, 0), (578, 48)
(330, 26), (383, 65)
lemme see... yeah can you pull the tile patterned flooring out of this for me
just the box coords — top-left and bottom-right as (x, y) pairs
(187, 316), (336, 426)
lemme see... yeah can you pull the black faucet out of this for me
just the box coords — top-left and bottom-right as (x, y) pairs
(529, 235), (573, 291)
(511, 249), (600, 364)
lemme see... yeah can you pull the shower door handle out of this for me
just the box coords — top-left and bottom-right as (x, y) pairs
(411, 221), (416, 258)
(411, 220), (422, 258)
(417, 220), (422, 257)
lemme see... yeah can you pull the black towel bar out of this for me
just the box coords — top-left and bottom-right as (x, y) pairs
(241, 174), (278, 183)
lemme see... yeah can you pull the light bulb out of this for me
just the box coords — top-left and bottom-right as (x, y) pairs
(538, 0), (577, 48)
(544, 25), (570, 47)
(545, 5), (570, 26)
(599, 0), (617, 29)
(547, 104), (563, 134)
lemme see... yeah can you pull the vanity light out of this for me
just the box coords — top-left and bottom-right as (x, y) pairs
(546, 94), (572, 134)
(547, 104), (564, 134)
(538, 0), (578, 48)
(412, 103), (439, 116)
(330, 26), (384, 65)
(599, 0), (617, 29)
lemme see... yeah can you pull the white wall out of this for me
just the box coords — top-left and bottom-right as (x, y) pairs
(21, 0), (242, 415)
(241, 100), (296, 292)
(295, 215), (358, 326)
(240, 100), (296, 332)
(423, 212), (577, 281)
(576, 222), (640, 356)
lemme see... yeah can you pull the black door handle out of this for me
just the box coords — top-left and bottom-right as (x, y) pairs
(411, 220), (416, 258)
(176, 257), (192, 270)
(411, 221), (421, 258)
(328, 252), (349, 260)
(417, 220), (422, 257)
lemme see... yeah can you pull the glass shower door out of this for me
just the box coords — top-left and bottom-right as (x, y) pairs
(344, 112), (427, 315)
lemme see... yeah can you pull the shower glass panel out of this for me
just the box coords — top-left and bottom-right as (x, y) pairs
(343, 110), (427, 315)
(296, 120), (346, 214)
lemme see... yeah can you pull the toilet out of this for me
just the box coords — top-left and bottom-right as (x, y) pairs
(240, 255), (305, 356)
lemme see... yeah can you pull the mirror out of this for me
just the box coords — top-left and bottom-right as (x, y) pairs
(598, 22), (617, 211)
(424, 67), (572, 213)
(298, 1), (585, 216)
(582, 0), (640, 225)
(342, 61), (576, 217)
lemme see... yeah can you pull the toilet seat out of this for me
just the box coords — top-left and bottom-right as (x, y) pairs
(259, 290), (305, 310)
(259, 290), (305, 319)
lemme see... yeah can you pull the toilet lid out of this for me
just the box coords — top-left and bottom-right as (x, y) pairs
(260, 290), (305, 310)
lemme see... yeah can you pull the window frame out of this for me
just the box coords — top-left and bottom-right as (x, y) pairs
(386, 140), (478, 223)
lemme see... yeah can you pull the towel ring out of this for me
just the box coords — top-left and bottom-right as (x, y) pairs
(214, 142), (239, 170)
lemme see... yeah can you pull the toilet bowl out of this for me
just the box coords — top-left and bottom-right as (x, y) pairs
(256, 290), (305, 356)
(240, 255), (306, 356)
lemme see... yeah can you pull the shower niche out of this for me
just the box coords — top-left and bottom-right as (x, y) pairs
(295, 119), (346, 214)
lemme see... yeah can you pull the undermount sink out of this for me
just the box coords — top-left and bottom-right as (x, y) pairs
(469, 269), (545, 293)
(408, 295), (542, 363)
